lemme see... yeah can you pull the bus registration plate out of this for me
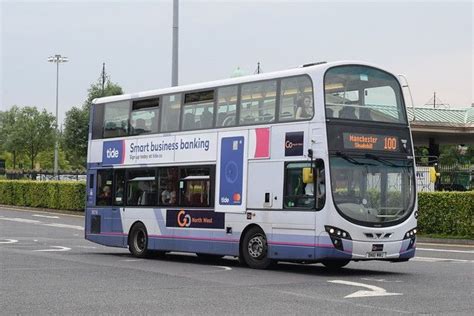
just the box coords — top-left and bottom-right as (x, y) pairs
(366, 251), (387, 258)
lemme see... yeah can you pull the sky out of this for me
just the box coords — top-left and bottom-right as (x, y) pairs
(1, 0), (473, 125)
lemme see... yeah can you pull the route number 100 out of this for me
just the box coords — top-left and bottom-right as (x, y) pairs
(384, 137), (397, 151)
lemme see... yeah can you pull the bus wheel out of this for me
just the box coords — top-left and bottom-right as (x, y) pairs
(129, 222), (150, 258)
(241, 227), (273, 269)
(321, 259), (350, 270)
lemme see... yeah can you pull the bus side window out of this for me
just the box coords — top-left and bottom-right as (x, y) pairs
(130, 98), (160, 135)
(179, 166), (212, 207)
(283, 160), (325, 210)
(103, 100), (130, 138)
(240, 80), (276, 125)
(216, 85), (238, 127)
(279, 76), (313, 121)
(96, 169), (113, 206)
(126, 169), (157, 206)
(158, 167), (179, 206)
(161, 94), (181, 132)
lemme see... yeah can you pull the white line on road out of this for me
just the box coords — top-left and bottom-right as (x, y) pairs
(213, 266), (232, 271)
(33, 214), (60, 219)
(328, 280), (403, 298)
(34, 246), (71, 252)
(417, 247), (474, 254)
(0, 217), (41, 224)
(44, 223), (83, 231)
(361, 278), (403, 283)
(120, 259), (144, 262)
(0, 239), (19, 244)
(413, 256), (473, 263)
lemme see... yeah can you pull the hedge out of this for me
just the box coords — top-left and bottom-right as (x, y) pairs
(418, 191), (473, 238)
(0, 180), (86, 211)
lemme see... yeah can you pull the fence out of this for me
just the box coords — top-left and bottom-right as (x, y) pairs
(4, 170), (86, 181)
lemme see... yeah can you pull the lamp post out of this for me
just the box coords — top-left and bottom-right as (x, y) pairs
(47, 54), (68, 179)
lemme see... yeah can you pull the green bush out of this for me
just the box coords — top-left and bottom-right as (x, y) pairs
(418, 191), (474, 238)
(0, 180), (86, 211)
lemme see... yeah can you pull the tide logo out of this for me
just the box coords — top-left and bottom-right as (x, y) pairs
(102, 140), (124, 165)
(106, 147), (119, 159)
(177, 210), (192, 227)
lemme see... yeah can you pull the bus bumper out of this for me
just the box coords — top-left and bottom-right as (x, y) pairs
(316, 235), (416, 261)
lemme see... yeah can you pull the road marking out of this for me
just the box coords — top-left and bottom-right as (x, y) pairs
(413, 256), (472, 263)
(417, 247), (474, 254)
(213, 265), (232, 271)
(0, 239), (18, 244)
(417, 242), (474, 248)
(44, 223), (83, 231)
(34, 246), (71, 252)
(0, 217), (41, 224)
(32, 214), (60, 219)
(328, 280), (402, 298)
(361, 278), (403, 283)
(120, 259), (143, 262)
(77, 246), (97, 249)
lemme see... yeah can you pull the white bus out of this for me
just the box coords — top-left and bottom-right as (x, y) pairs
(85, 61), (417, 269)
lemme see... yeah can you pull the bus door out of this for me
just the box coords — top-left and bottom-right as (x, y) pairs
(86, 169), (97, 207)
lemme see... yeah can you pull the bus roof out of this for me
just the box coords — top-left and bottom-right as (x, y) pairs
(92, 60), (390, 105)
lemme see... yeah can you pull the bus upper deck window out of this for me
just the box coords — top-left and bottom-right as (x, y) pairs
(130, 98), (160, 135)
(240, 80), (276, 125)
(279, 76), (313, 121)
(103, 101), (130, 138)
(216, 85), (238, 127)
(161, 94), (181, 132)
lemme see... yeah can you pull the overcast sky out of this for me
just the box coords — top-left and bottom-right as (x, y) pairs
(1, 0), (472, 124)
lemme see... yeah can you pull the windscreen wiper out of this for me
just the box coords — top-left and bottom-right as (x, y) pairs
(336, 152), (371, 166)
(364, 154), (405, 168)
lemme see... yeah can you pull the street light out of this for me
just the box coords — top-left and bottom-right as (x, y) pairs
(47, 54), (68, 179)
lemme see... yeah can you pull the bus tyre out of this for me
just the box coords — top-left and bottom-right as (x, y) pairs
(241, 227), (273, 269)
(129, 222), (150, 258)
(321, 259), (350, 270)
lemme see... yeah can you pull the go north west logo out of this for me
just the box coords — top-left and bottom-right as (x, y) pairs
(102, 140), (125, 165)
(166, 210), (225, 229)
(177, 210), (192, 227)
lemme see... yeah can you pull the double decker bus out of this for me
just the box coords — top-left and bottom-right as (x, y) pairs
(85, 61), (417, 269)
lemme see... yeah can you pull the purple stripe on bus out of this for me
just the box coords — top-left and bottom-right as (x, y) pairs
(268, 241), (334, 248)
(149, 234), (239, 243)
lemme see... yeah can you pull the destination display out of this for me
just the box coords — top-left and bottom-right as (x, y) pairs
(343, 132), (399, 152)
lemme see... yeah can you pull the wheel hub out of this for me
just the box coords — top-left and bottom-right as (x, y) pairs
(248, 235), (265, 258)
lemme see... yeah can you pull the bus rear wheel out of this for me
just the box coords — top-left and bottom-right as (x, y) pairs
(241, 227), (273, 269)
(321, 259), (350, 270)
(129, 222), (150, 258)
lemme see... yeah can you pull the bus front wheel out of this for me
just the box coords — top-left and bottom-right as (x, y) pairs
(241, 226), (273, 269)
(129, 222), (150, 258)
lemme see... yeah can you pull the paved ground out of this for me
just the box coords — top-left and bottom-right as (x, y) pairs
(1, 207), (473, 315)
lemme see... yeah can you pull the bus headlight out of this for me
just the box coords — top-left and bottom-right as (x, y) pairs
(404, 228), (417, 240)
(325, 226), (351, 251)
(404, 227), (417, 250)
(325, 226), (352, 240)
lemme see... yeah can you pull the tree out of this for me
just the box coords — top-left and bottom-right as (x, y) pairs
(15, 107), (56, 169)
(0, 106), (23, 168)
(63, 106), (89, 169)
(83, 79), (123, 111)
(63, 78), (123, 169)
